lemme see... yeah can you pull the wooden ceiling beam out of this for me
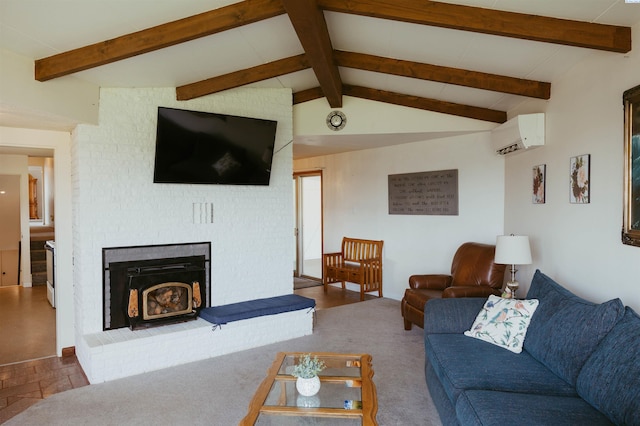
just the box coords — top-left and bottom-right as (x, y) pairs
(335, 50), (551, 99)
(318, 0), (631, 53)
(293, 87), (326, 104)
(282, 0), (343, 108)
(343, 85), (507, 123)
(35, 0), (286, 81)
(176, 54), (310, 100)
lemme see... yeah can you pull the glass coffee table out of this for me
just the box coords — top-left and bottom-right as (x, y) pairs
(240, 352), (378, 425)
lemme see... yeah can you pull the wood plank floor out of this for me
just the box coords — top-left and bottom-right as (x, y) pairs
(0, 282), (376, 423)
(294, 282), (378, 309)
(0, 286), (56, 365)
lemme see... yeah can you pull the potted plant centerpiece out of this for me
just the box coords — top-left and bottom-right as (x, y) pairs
(291, 353), (326, 396)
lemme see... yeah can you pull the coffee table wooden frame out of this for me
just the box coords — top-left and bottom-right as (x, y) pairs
(240, 352), (378, 425)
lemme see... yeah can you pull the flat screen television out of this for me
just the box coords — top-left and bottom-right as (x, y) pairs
(153, 107), (277, 185)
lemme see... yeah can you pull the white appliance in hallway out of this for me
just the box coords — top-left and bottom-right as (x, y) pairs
(45, 240), (55, 308)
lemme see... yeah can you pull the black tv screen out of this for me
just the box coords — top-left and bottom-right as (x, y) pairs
(153, 107), (277, 185)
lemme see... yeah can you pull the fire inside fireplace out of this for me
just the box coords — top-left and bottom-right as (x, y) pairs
(126, 262), (204, 329)
(143, 282), (195, 320)
(103, 243), (210, 331)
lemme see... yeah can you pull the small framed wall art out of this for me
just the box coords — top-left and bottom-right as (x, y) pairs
(570, 154), (590, 204)
(533, 164), (546, 204)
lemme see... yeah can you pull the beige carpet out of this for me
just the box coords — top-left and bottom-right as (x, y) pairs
(6, 298), (442, 426)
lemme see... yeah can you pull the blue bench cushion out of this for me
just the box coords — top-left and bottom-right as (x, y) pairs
(425, 333), (576, 404)
(199, 294), (315, 325)
(456, 390), (613, 426)
(524, 270), (624, 386)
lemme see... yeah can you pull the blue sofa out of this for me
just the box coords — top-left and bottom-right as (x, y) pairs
(424, 270), (640, 425)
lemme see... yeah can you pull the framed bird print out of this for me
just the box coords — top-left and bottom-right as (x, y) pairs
(533, 164), (546, 204)
(570, 154), (590, 204)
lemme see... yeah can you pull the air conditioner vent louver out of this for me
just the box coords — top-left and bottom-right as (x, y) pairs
(497, 143), (521, 155)
(491, 113), (545, 156)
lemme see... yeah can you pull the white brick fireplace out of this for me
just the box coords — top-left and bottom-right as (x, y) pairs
(72, 87), (307, 383)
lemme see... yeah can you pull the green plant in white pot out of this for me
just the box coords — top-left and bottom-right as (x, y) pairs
(291, 353), (326, 396)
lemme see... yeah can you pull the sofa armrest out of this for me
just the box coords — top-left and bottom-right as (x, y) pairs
(409, 274), (452, 290)
(424, 298), (487, 334)
(442, 286), (502, 298)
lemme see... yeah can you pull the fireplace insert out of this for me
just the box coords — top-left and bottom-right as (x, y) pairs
(126, 262), (205, 330)
(103, 242), (211, 330)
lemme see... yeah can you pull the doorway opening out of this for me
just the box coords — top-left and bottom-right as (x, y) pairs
(293, 171), (323, 281)
(0, 151), (56, 365)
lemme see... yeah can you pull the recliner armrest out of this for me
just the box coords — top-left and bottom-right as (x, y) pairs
(409, 274), (452, 290)
(442, 286), (502, 298)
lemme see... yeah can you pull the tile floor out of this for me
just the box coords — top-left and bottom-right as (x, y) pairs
(0, 355), (90, 423)
(0, 284), (89, 423)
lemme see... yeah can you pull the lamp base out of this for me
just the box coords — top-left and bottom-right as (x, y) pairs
(505, 280), (519, 299)
(501, 264), (520, 299)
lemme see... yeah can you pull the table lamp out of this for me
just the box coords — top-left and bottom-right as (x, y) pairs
(495, 234), (532, 298)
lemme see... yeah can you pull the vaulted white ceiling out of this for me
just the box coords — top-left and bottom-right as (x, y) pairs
(1, 0), (640, 158)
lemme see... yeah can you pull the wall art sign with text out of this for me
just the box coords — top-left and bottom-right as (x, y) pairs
(388, 169), (458, 215)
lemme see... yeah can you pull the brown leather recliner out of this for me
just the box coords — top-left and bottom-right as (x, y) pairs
(401, 242), (506, 330)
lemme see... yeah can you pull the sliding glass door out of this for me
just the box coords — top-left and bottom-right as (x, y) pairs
(293, 172), (323, 279)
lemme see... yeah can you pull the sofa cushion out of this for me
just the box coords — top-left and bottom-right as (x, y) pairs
(464, 295), (539, 353)
(424, 298), (487, 335)
(524, 270), (625, 385)
(576, 307), (640, 426)
(425, 333), (576, 404)
(456, 390), (614, 426)
(425, 359), (459, 426)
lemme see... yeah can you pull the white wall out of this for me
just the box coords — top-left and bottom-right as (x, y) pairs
(503, 22), (640, 312)
(0, 154), (32, 287)
(72, 87), (293, 339)
(0, 127), (74, 354)
(0, 48), (99, 130)
(0, 157), (25, 251)
(295, 130), (505, 301)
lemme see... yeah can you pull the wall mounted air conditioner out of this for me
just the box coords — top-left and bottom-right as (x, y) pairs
(491, 113), (545, 155)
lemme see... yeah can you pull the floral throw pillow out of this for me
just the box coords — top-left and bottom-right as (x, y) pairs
(464, 295), (539, 353)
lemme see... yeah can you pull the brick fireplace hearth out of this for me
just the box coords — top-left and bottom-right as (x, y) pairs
(71, 87), (296, 384)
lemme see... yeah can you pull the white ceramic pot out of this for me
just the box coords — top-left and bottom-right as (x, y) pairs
(296, 375), (321, 396)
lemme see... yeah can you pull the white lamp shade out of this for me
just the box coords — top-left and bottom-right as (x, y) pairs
(495, 235), (532, 265)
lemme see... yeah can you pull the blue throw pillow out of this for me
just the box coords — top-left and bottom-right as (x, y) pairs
(576, 307), (640, 426)
(524, 270), (625, 385)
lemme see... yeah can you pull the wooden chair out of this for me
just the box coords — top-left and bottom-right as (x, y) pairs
(323, 237), (384, 301)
